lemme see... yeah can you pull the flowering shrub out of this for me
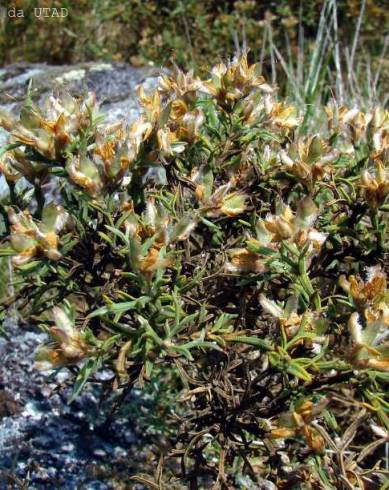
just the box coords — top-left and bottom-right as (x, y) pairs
(0, 56), (388, 488)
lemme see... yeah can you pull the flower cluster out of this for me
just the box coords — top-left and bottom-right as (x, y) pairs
(35, 304), (89, 369)
(340, 267), (389, 371)
(8, 204), (68, 265)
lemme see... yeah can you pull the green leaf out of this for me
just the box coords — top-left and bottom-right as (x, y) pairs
(68, 357), (101, 403)
(98, 231), (114, 246)
(226, 335), (272, 351)
(0, 142), (23, 158)
(287, 361), (312, 382)
(0, 247), (16, 257)
(246, 243), (276, 256)
(88, 296), (149, 318)
(105, 225), (129, 245)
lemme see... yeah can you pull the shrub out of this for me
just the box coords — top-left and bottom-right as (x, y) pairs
(0, 55), (388, 488)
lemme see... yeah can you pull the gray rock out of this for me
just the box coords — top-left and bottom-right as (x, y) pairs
(0, 317), (144, 489)
(0, 61), (161, 121)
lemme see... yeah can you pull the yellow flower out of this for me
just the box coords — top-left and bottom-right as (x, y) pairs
(190, 165), (214, 203)
(137, 86), (162, 125)
(280, 135), (338, 190)
(120, 202), (174, 281)
(0, 148), (36, 183)
(259, 294), (327, 343)
(202, 184), (248, 218)
(326, 104), (372, 145)
(0, 151), (22, 183)
(9, 204), (68, 266)
(138, 247), (173, 281)
(266, 99), (301, 130)
(158, 69), (202, 99)
(1, 92), (98, 160)
(94, 124), (132, 181)
(199, 55), (273, 105)
(359, 161), (389, 210)
(176, 108), (205, 142)
(271, 399), (327, 453)
(225, 249), (267, 273)
(257, 197), (327, 252)
(35, 305), (89, 369)
(67, 155), (103, 197)
(348, 310), (389, 372)
(156, 127), (186, 155)
(143, 200), (170, 246)
(339, 266), (387, 309)
(127, 117), (153, 162)
(260, 294), (302, 337)
(370, 108), (389, 158)
(341, 268), (389, 371)
(262, 205), (295, 241)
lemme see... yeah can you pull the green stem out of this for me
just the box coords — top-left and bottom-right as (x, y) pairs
(9, 182), (17, 206)
(371, 210), (384, 252)
(298, 254), (321, 310)
(0, 203), (10, 234)
(34, 182), (45, 219)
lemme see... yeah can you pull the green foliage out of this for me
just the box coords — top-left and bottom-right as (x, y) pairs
(1, 1), (387, 85)
(0, 54), (389, 488)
